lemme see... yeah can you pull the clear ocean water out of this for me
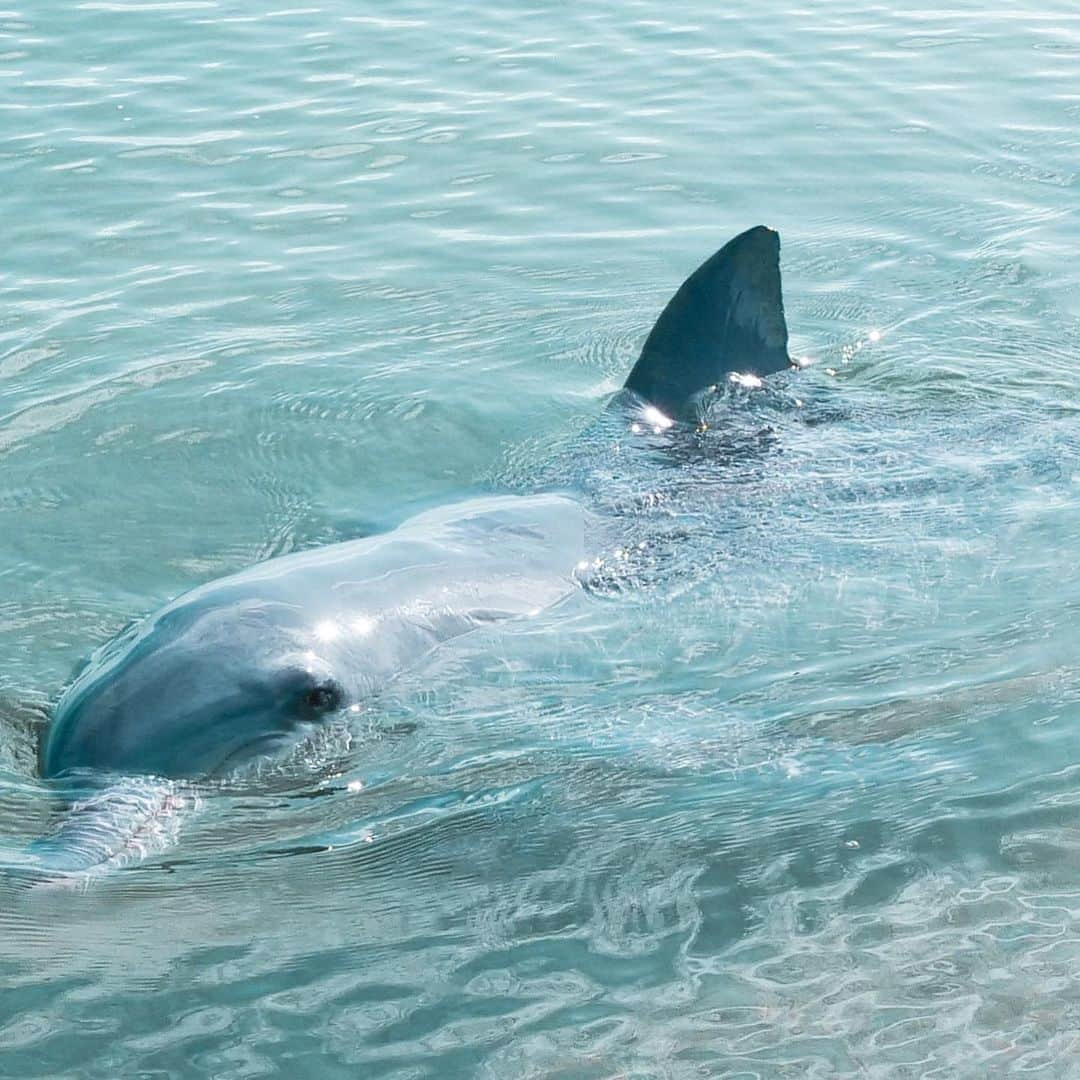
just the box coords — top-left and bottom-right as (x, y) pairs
(1, 2), (1079, 1076)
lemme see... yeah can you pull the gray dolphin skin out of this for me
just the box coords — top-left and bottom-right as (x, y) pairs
(623, 225), (792, 419)
(40, 495), (588, 782)
(30, 225), (791, 876)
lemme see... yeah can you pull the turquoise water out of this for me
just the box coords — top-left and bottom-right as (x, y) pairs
(2, 0), (1079, 1074)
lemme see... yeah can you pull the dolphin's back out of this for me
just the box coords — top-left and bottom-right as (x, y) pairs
(207, 492), (587, 642)
(623, 225), (792, 419)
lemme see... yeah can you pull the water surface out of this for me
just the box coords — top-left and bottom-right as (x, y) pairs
(1, 2), (1079, 1076)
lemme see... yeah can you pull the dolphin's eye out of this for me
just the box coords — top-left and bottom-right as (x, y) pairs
(300, 679), (344, 716)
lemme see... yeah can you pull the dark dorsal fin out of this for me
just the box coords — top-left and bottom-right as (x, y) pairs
(623, 225), (792, 419)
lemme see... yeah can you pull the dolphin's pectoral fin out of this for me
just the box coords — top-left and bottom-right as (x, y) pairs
(18, 777), (194, 886)
(623, 225), (793, 420)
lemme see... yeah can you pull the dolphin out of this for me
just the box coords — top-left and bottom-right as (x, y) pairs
(26, 225), (793, 879)
(40, 494), (588, 782)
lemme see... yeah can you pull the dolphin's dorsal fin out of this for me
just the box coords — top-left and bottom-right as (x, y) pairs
(623, 225), (792, 419)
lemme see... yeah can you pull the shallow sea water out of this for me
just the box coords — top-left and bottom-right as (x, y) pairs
(1, 2), (1079, 1076)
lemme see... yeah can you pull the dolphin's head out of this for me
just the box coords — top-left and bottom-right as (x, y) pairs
(40, 595), (354, 781)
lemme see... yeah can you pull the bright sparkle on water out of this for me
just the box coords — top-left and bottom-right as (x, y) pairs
(729, 371), (763, 389)
(640, 403), (675, 430)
